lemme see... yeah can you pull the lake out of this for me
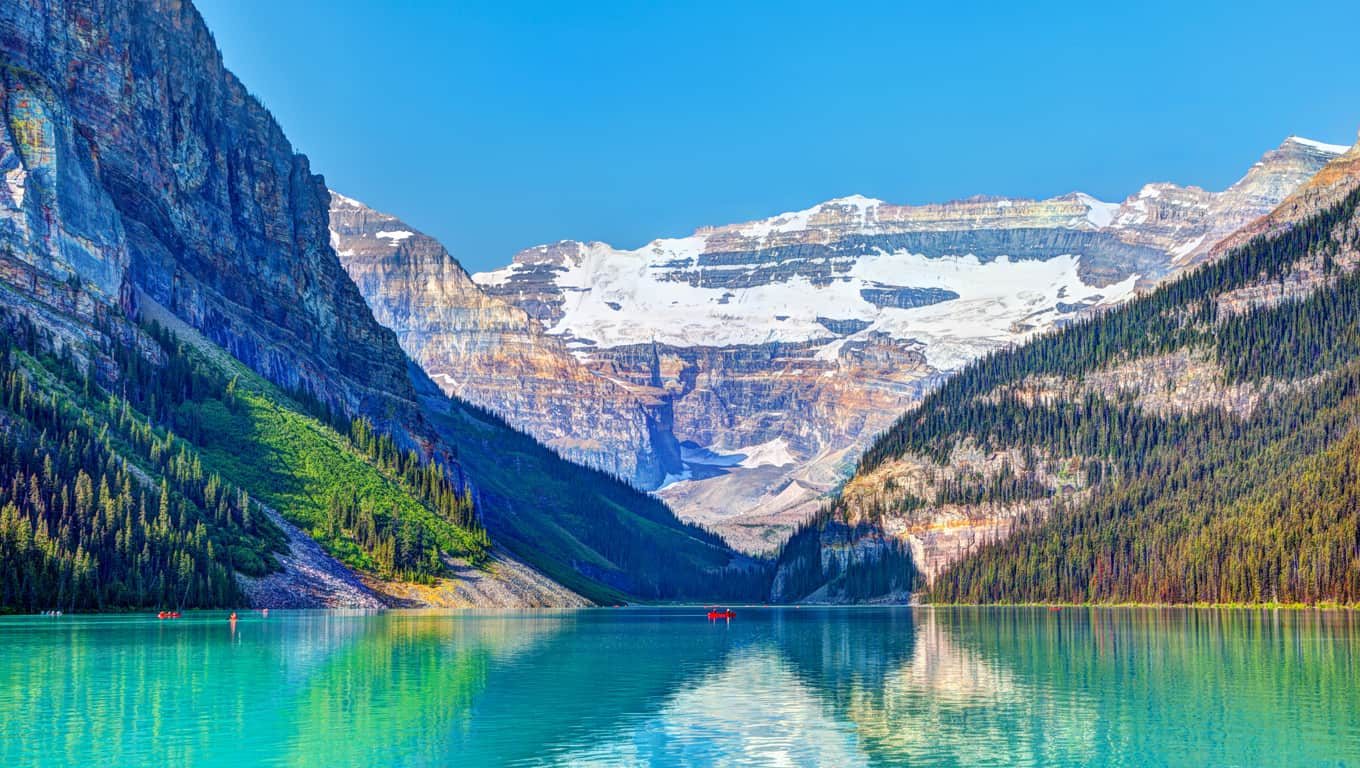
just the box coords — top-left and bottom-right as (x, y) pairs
(1, 607), (1357, 766)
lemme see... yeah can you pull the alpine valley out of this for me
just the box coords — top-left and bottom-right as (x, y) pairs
(331, 136), (1344, 553)
(2, 0), (1359, 616)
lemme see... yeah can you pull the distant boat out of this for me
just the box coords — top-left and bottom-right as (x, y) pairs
(157, 611), (181, 619)
(707, 608), (735, 620)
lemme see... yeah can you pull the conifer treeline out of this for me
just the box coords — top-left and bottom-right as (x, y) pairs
(348, 417), (479, 535)
(129, 321), (491, 583)
(824, 183), (1360, 605)
(932, 361), (1360, 604)
(336, 417), (488, 581)
(858, 184), (1360, 473)
(0, 329), (284, 612)
(435, 396), (769, 600)
(0, 309), (499, 610)
(772, 510), (918, 602)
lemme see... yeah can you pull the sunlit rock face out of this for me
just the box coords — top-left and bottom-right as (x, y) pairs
(329, 193), (681, 487)
(1211, 132), (1360, 260)
(0, 0), (415, 427)
(457, 138), (1337, 551)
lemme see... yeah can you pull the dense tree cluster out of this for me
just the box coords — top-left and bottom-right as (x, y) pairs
(0, 308), (505, 609)
(131, 322), (491, 583)
(773, 509), (917, 602)
(932, 362), (1360, 604)
(348, 417), (480, 536)
(859, 184), (1360, 473)
(436, 397), (770, 601)
(0, 331), (284, 612)
(813, 183), (1360, 605)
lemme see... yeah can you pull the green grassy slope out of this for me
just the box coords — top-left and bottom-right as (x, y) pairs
(135, 318), (490, 584)
(0, 305), (494, 611)
(0, 323), (284, 611)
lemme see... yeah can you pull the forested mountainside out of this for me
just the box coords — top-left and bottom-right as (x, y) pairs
(0, 312), (490, 612)
(774, 137), (1360, 605)
(0, 0), (757, 610)
(460, 138), (1337, 552)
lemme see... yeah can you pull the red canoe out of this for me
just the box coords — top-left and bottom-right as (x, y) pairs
(707, 609), (736, 620)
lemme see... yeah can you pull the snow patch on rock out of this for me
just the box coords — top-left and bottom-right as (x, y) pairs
(1286, 136), (1350, 155)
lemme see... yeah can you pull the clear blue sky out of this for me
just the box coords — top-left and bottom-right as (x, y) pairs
(197, 0), (1359, 273)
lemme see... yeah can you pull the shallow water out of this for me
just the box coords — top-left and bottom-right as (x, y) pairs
(1, 607), (1357, 766)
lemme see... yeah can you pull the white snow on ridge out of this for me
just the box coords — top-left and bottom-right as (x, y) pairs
(1286, 136), (1351, 155)
(376, 230), (414, 241)
(472, 265), (515, 286)
(1076, 193), (1119, 228)
(734, 195), (884, 240)
(515, 229), (1139, 371)
(738, 438), (797, 469)
(330, 191), (364, 208)
(661, 438), (800, 489)
(465, 183), (1225, 370)
(1170, 233), (1207, 262)
(738, 207), (814, 240)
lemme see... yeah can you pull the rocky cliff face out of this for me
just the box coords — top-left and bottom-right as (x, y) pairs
(328, 192), (681, 487)
(1210, 132), (1360, 258)
(463, 137), (1340, 552)
(1, 0), (753, 606)
(0, 0), (413, 426)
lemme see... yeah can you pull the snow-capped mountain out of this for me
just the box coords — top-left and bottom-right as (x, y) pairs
(333, 137), (1340, 553)
(463, 137), (1341, 551)
(329, 192), (681, 485)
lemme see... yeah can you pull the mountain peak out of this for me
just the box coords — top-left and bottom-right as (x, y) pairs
(1282, 135), (1351, 155)
(822, 194), (884, 208)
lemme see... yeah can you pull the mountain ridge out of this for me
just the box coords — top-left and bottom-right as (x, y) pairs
(772, 132), (1360, 603)
(334, 136), (1340, 552)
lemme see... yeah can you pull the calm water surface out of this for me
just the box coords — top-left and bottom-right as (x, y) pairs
(1, 607), (1357, 767)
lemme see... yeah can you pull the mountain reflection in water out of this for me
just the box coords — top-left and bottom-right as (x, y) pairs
(1, 607), (1357, 767)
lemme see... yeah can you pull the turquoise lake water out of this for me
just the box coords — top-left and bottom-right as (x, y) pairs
(1, 607), (1357, 767)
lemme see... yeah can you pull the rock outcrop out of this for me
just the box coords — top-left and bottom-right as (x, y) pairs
(329, 192), (681, 487)
(1210, 132), (1360, 258)
(0, 0), (413, 428)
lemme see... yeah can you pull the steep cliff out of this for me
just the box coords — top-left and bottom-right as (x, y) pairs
(1, 0), (412, 424)
(0, 0), (755, 608)
(329, 192), (681, 487)
(464, 137), (1339, 552)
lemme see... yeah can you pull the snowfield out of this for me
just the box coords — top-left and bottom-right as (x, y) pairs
(474, 193), (1141, 371)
